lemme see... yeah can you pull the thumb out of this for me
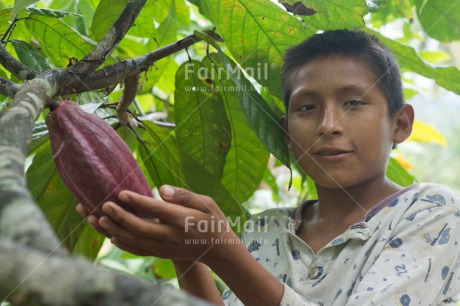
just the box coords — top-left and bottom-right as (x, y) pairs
(159, 185), (215, 213)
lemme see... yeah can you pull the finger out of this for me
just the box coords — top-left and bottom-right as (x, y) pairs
(111, 236), (188, 261)
(116, 191), (201, 227)
(110, 237), (154, 257)
(158, 185), (216, 213)
(76, 204), (89, 217)
(100, 203), (174, 239)
(86, 214), (112, 238)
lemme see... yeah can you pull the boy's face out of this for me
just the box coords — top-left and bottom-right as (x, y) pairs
(285, 55), (396, 189)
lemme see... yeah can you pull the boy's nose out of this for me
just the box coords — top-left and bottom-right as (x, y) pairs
(317, 106), (343, 136)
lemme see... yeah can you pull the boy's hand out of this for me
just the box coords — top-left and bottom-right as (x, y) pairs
(76, 203), (112, 238)
(95, 185), (238, 263)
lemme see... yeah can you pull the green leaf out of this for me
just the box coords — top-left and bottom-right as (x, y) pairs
(1, 8), (31, 41)
(418, 50), (451, 64)
(403, 87), (419, 100)
(181, 152), (244, 231)
(0, 8), (12, 34)
(138, 121), (186, 188)
(191, 0), (313, 99)
(152, 0), (190, 30)
(155, 0), (179, 45)
(26, 7), (80, 18)
(10, 0), (38, 22)
(261, 86), (285, 117)
(91, 0), (126, 41)
(369, 29), (460, 95)
(28, 121), (50, 155)
(139, 122), (243, 227)
(10, 39), (51, 72)
(174, 60), (232, 178)
(72, 224), (105, 260)
(193, 34), (291, 168)
(92, 0), (157, 40)
(127, 1), (156, 38)
(281, 0), (368, 30)
(153, 258), (176, 280)
(201, 54), (269, 204)
(369, 0), (413, 28)
(415, 0), (460, 42)
(24, 14), (103, 68)
(25, 143), (103, 259)
(75, 0), (95, 36)
(386, 157), (417, 187)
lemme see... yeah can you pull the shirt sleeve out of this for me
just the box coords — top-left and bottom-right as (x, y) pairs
(346, 191), (460, 305)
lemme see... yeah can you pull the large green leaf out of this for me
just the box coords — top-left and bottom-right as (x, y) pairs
(189, 0), (313, 99)
(370, 29), (460, 95)
(138, 122), (243, 226)
(26, 7), (80, 18)
(194, 33), (291, 169)
(138, 121), (186, 188)
(280, 0), (368, 30)
(25, 143), (104, 259)
(174, 60), (232, 178)
(91, 0), (156, 40)
(24, 14), (102, 68)
(415, 0), (460, 42)
(202, 54), (269, 204)
(181, 152), (244, 231)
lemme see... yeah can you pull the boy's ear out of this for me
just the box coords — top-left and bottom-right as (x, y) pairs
(393, 104), (414, 145)
(281, 116), (293, 150)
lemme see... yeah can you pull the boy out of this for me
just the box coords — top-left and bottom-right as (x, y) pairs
(79, 30), (460, 305)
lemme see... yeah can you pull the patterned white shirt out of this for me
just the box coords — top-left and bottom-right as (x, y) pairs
(222, 183), (460, 305)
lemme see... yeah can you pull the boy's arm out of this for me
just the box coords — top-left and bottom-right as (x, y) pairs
(173, 261), (224, 305)
(203, 239), (285, 306)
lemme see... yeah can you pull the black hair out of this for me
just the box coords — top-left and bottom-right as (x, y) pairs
(281, 29), (404, 117)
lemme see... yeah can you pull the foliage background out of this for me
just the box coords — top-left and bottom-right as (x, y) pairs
(1, 0), (459, 291)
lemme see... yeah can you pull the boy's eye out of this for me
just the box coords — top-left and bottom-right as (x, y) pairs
(345, 100), (365, 107)
(299, 104), (316, 111)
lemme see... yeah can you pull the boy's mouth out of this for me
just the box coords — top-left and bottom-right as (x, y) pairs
(313, 147), (353, 156)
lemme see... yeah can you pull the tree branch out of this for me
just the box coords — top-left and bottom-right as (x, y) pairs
(0, 79), (64, 254)
(60, 29), (223, 95)
(0, 42), (37, 81)
(0, 237), (211, 306)
(67, 0), (146, 77)
(0, 77), (20, 97)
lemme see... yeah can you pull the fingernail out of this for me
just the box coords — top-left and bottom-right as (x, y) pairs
(100, 218), (110, 229)
(161, 185), (174, 197)
(102, 204), (113, 215)
(118, 191), (129, 201)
